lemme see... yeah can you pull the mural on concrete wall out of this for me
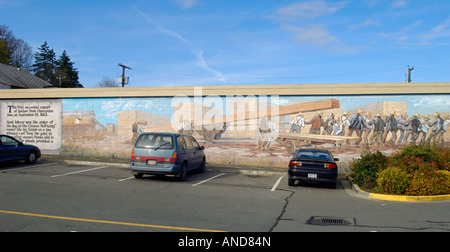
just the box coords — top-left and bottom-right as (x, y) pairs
(1, 92), (449, 169)
(58, 93), (450, 170)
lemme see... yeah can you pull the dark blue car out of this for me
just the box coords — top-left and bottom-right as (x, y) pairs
(288, 148), (339, 189)
(0, 135), (41, 164)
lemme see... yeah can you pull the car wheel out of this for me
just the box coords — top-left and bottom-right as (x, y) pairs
(134, 173), (143, 179)
(288, 179), (296, 186)
(198, 158), (206, 173)
(178, 163), (187, 182)
(25, 151), (37, 164)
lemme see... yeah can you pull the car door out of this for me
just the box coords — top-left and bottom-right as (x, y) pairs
(183, 136), (197, 170)
(176, 135), (188, 162)
(0, 136), (25, 162)
(190, 136), (204, 167)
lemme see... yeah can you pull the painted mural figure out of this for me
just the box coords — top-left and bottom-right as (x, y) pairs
(132, 121), (148, 143)
(322, 113), (336, 135)
(396, 113), (407, 144)
(370, 113), (385, 146)
(340, 111), (350, 136)
(178, 121), (194, 136)
(289, 113), (305, 133)
(426, 112), (445, 144)
(258, 115), (272, 150)
(418, 115), (430, 143)
(347, 109), (366, 147)
(305, 112), (323, 135)
(403, 113), (421, 144)
(331, 117), (343, 137)
(437, 115), (450, 144)
(362, 112), (373, 145)
(382, 112), (398, 145)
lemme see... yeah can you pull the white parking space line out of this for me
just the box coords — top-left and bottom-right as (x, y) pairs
(271, 176), (284, 192)
(192, 173), (226, 187)
(51, 166), (108, 178)
(118, 176), (134, 182)
(3, 163), (59, 171)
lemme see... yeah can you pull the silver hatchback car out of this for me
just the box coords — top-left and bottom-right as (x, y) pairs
(130, 133), (206, 181)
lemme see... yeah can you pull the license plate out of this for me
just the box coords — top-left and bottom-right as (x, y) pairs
(308, 173), (318, 179)
(147, 160), (157, 166)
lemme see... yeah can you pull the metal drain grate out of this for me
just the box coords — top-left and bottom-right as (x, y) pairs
(308, 216), (356, 226)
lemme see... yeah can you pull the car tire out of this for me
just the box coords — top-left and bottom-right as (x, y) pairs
(197, 158), (206, 173)
(288, 179), (296, 186)
(178, 163), (187, 182)
(134, 173), (143, 179)
(25, 151), (37, 164)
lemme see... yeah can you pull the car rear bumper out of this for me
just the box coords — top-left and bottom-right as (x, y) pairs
(288, 168), (338, 183)
(130, 161), (182, 176)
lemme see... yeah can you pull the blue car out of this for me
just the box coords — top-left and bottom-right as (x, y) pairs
(130, 133), (206, 181)
(0, 135), (41, 164)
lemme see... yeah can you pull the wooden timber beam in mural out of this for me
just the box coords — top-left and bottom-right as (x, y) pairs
(276, 133), (360, 153)
(199, 98), (341, 142)
(222, 98), (340, 123)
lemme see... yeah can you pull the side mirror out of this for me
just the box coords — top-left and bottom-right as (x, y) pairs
(334, 158), (340, 162)
(199, 146), (205, 150)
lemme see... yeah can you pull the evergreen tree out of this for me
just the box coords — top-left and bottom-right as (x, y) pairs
(0, 25), (13, 64)
(0, 38), (11, 64)
(32, 42), (57, 85)
(55, 50), (81, 88)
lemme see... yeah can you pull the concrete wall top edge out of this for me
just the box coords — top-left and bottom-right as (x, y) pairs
(1, 82), (449, 99)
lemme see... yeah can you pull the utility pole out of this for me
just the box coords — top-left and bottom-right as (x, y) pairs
(118, 63), (132, 87)
(56, 75), (66, 88)
(407, 65), (414, 83)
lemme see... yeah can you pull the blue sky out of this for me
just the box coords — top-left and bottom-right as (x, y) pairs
(2, 0), (450, 87)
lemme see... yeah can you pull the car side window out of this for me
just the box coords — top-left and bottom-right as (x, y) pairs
(1, 136), (18, 146)
(184, 136), (194, 150)
(177, 136), (187, 150)
(191, 137), (200, 149)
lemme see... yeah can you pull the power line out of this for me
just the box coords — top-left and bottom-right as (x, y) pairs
(146, 69), (400, 80)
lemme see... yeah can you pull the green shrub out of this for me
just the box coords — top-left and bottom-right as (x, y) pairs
(394, 144), (450, 171)
(405, 170), (450, 196)
(376, 167), (410, 195)
(351, 149), (388, 189)
(388, 155), (438, 174)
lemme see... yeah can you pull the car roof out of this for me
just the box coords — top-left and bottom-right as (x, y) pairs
(297, 148), (332, 153)
(140, 132), (190, 137)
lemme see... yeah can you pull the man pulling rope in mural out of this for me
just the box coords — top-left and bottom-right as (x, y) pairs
(305, 112), (324, 135)
(347, 109), (366, 147)
(289, 113), (305, 133)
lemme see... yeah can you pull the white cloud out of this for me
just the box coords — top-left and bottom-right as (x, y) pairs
(413, 97), (450, 111)
(391, 0), (409, 9)
(349, 18), (381, 30)
(133, 5), (226, 83)
(420, 17), (450, 42)
(273, 1), (352, 49)
(286, 25), (338, 45)
(172, 0), (197, 9)
(193, 50), (227, 83)
(277, 0), (349, 20)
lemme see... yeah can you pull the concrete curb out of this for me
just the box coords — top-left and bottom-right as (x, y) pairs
(348, 177), (450, 202)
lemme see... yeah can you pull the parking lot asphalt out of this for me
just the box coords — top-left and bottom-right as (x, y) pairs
(1, 156), (450, 232)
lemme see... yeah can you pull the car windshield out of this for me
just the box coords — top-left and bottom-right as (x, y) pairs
(296, 150), (332, 161)
(135, 134), (174, 149)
